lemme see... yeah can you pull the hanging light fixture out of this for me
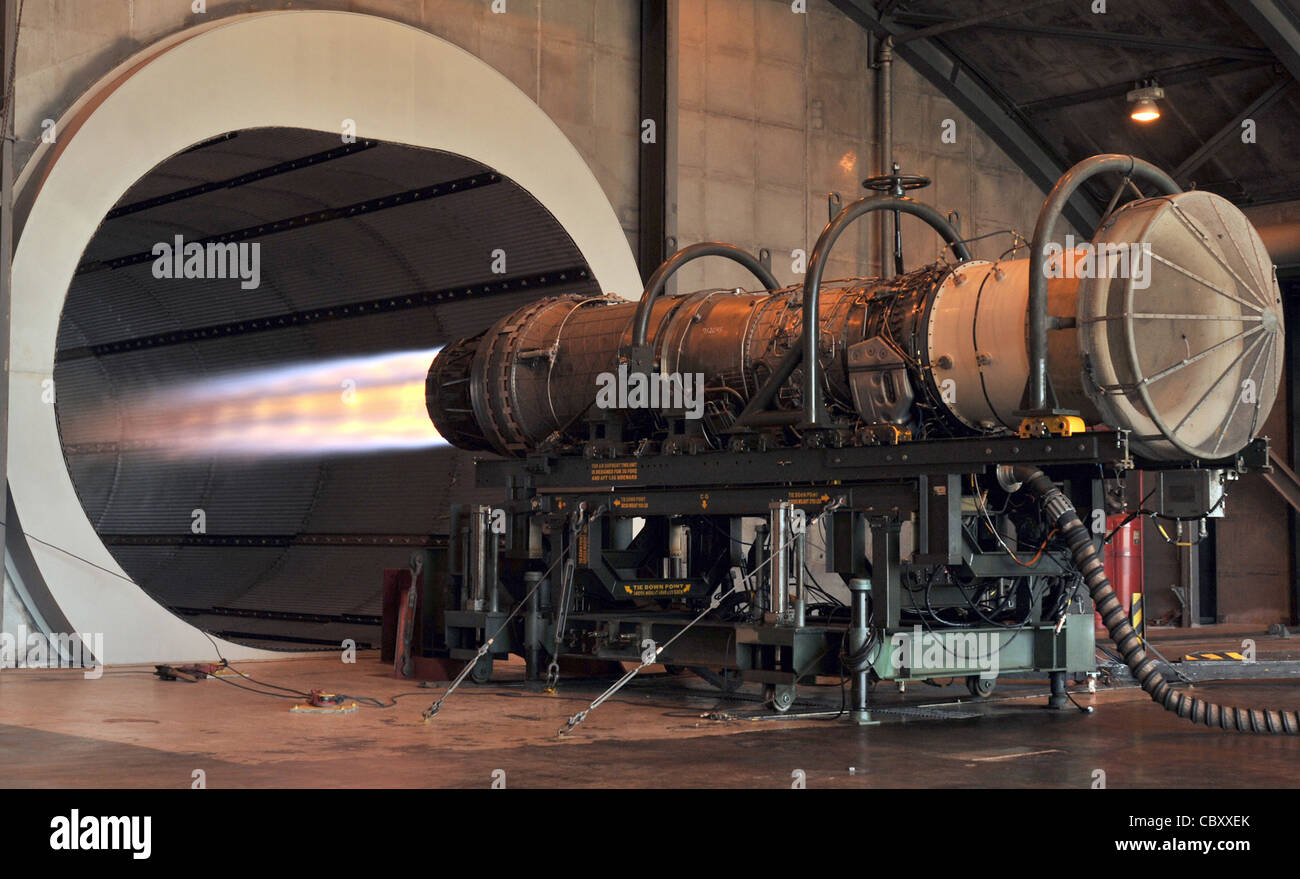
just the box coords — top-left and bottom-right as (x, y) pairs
(1127, 84), (1165, 122)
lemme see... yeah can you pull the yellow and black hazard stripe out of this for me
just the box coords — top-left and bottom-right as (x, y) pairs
(1181, 651), (1247, 662)
(1130, 592), (1144, 644)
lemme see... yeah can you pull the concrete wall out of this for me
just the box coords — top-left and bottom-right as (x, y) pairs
(670, 0), (1059, 295)
(15, 0), (1058, 287)
(15, 0), (643, 253)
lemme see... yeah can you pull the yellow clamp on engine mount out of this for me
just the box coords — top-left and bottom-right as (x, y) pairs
(857, 423), (913, 445)
(1017, 415), (1086, 438)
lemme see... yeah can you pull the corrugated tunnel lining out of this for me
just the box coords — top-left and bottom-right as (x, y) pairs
(53, 127), (602, 647)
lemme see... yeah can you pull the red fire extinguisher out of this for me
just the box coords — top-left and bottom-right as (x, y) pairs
(1098, 513), (1143, 634)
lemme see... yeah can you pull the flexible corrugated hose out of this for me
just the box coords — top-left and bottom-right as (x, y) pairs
(1012, 465), (1300, 735)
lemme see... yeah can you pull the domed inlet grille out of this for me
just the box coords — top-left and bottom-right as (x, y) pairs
(1078, 191), (1284, 461)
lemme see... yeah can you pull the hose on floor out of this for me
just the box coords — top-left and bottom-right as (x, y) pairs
(1012, 465), (1299, 735)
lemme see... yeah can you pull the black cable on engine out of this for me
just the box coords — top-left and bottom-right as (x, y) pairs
(1012, 465), (1299, 735)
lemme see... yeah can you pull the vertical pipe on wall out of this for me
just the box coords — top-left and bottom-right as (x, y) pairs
(876, 36), (893, 279)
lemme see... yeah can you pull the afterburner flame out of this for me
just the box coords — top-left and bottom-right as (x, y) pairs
(97, 348), (444, 457)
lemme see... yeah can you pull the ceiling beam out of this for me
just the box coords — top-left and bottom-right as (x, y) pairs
(1173, 77), (1293, 182)
(828, 0), (1100, 233)
(1019, 58), (1270, 114)
(893, 11), (1275, 61)
(1229, 0), (1300, 81)
(892, 0), (1064, 45)
(1195, 169), (1300, 206)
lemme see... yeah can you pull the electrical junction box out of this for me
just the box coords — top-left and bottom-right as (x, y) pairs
(1155, 470), (1226, 519)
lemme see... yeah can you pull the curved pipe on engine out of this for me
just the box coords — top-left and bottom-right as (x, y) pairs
(801, 195), (972, 429)
(1013, 465), (1299, 734)
(630, 242), (780, 349)
(1023, 154), (1181, 413)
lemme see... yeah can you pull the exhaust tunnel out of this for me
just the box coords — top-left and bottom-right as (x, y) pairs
(54, 129), (603, 648)
(8, 11), (642, 663)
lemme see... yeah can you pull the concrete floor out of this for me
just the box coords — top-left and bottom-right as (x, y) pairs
(4, 626), (1300, 788)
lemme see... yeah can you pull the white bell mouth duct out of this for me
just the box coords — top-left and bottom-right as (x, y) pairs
(9, 10), (641, 664)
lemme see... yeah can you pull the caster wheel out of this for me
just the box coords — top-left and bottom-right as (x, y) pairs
(966, 675), (996, 698)
(470, 656), (493, 684)
(764, 684), (796, 713)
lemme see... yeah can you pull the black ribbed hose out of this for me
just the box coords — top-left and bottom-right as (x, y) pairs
(1012, 465), (1300, 735)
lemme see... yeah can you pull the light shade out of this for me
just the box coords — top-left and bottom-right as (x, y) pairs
(1126, 85), (1165, 123)
(1130, 97), (1161, 122)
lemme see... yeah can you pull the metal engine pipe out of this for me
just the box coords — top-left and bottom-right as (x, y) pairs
(631, 241), (780, 349)
(1023, 154), (1181, 413)
(430, 264), (991, 456)
(799, 195), (972, 429)
(429, 190), (1281, 463)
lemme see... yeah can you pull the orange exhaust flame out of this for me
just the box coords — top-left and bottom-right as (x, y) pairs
(87, 348), (445, 458)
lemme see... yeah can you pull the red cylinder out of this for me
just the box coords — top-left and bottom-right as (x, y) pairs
(1098, 513), (1143, 633)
